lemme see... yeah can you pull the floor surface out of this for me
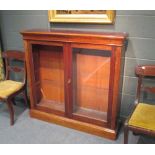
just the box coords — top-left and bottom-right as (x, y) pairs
(0, 101), (154, 144)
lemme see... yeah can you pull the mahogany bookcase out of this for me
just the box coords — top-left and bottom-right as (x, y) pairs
(21, 29), (127, 140)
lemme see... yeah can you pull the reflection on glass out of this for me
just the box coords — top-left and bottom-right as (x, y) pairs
(73, 48), (111, 121)
(32, 45), (65, 112)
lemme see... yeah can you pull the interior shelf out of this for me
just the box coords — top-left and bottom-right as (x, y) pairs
(36, 98), (65, 113)
(73, 107), (107, 121)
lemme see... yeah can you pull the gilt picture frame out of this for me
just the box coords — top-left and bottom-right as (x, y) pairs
(48, 10), (115, 24)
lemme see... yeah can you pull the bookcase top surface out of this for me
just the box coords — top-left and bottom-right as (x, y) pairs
(21, 29), (128, 40)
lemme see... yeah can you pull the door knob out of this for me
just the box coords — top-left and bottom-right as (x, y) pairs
(67, 79), (71, 84)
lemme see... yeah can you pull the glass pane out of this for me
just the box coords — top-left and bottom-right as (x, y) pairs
(32, 44), (64, 112)
(72, 48), (111, 122)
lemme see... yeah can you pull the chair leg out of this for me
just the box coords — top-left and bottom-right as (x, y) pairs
(124, 125), (129, 144)
(12, 97), (16, 105)
(22, 89), (29, 108)
(6, 99), (14, 126)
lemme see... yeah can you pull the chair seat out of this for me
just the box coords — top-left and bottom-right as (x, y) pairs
(0, 80), (23, 99)
(129, 103), (155, 131)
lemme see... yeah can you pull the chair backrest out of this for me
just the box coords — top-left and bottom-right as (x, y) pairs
(135, 65), (155, 104)
(2, 50), (26, 83)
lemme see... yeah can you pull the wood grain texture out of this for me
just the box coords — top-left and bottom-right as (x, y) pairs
(30, 109), (117, 140)
(73, 49), (110, 113)
(21, 29), (127, 139)
(39, 46), (64, 103)
(21, 29), (127, 39)
(21, 29), (128, 47)
(24, 41), (36, 109)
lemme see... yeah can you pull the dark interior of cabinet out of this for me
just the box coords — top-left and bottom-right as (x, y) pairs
(72, 48), (111, 122)
(32, 44), (65, 114)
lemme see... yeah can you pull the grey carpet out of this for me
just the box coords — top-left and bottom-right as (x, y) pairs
(0, 101), (147, 144)
(138, 135), (155, 144)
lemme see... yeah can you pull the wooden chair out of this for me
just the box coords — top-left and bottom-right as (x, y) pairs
(0, 50), (28, 125)
(124, 65), (155, 144)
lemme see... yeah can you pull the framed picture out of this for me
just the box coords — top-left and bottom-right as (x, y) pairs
(48, 10), (115, 24)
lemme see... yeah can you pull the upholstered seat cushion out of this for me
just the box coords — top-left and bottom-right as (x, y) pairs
(0, 80), (23, 99)
(129, 103), (155, 131)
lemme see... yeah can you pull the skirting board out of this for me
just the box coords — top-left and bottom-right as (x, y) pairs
(30, 109), (117, 140)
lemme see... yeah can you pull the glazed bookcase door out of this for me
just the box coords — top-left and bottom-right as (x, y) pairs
(31, 44), (65, 115)
(71, 48), (114, 126)
(22, 29), (127, 139)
